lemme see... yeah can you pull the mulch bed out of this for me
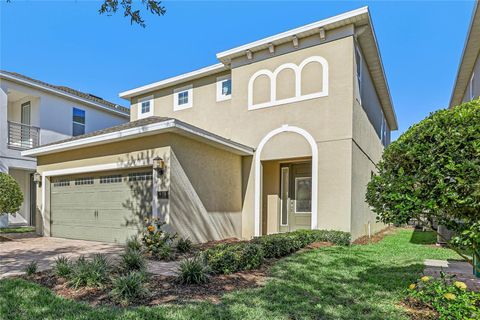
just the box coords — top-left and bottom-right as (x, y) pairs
(400, 297), (439, 320)
(20, 260), (271, 307)
(20, 241), (332, 307)
(353, 226), (396, 245)
(0, 235), (12, 242)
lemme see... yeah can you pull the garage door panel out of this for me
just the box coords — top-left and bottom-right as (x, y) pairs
(51, 170), (152, 244)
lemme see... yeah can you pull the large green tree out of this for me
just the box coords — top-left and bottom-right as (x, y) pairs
(366, 99), (480, 273)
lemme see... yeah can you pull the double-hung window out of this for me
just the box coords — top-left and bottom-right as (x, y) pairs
(72, 107), (85, 136)
(173, 85), (193, 111)
(216, 75), (232, 101)
(138, 96), (154, 119)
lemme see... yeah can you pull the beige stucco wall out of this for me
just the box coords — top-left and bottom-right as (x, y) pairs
(127, 35), (356, 239)
(168, 134), (242, 243)
(350, 95), (387, 240)
(34, 24), (391, 242)
(35, 132), (243, 242)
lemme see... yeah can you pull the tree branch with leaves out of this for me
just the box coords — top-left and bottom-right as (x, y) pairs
(99, 0), (166, 27)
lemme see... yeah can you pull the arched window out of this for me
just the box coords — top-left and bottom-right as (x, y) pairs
(248, 56), (329, 110)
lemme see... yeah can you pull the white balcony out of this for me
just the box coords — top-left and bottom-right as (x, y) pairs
(7, 121), (40, 150)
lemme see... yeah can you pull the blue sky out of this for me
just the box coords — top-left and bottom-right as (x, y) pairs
(0, 1), (476, 139)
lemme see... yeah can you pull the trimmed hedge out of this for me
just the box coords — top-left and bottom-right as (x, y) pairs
(202, 242), (263, 274)
(252, 229), (351, 258)
(203, 229), (350, 274)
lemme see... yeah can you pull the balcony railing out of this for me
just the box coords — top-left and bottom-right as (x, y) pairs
(7, 121), (40, 150)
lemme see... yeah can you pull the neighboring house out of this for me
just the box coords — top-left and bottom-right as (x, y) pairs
(23, 7), (397, 243)
(0, 71), (129, 227)
(450, 0), (480, 107)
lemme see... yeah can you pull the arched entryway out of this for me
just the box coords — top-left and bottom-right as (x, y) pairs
(254, 125), (318, 236)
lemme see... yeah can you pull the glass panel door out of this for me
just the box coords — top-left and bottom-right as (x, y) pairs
(294, 177), (312, 213)
(21, 102), (31, 148)
(280, 167), (289, 227)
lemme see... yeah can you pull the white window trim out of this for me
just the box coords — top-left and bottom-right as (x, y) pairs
(137, 95), (154, 119)
(247, 56), (329, 111)
(294, 177), (312, 214)
(216, 75), (232, 102)
(173, 85), (193, 111)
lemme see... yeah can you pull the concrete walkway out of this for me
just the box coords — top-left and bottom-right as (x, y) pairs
(0, 233), (179, 278)
(424, 259), (480, 291)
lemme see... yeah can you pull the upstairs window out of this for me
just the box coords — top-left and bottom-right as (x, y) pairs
(355, 46), (362, 88)
(173, 85), (193, 111)
(141, 101), (150, 114)
(178, 91), (189, 105)
(138, 96), (154, 119)
(470, 72), (475, 100)
(217, 75), (232, 101)
(72, 107), (85, 136)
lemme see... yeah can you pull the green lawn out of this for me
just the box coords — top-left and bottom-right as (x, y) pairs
(0, 229), (460, 320)
(0, 226), (35, 234)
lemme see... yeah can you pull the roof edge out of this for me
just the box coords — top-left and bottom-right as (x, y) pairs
(119, 63), (227, 99)
(216, 6), (369, 61)
(364, 9), (398, 130)
(21, 118), (254, 157)
(449, 1), (480, 108)
(0, 72), (129, 118)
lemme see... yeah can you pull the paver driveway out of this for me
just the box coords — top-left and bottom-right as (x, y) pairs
(0, 234), (123, 278)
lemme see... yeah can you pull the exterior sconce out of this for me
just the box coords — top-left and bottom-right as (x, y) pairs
(33, 172), (42, 187)
(153, 156), (166, 176)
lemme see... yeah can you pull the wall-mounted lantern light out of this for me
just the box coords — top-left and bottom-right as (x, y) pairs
(33, 172), (42, 187)
(153, 156), (166, 176)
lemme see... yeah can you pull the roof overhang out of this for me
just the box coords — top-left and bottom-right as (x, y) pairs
(117, 6), (397, 130)
(450, 1), (480, 108)
(21, 119), (254, 157)
(217, 7), (369, 63)
(119, 63), (228, 99)
(0, 72), (129, 118)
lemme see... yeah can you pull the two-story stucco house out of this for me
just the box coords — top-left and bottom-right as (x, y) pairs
(0, 71), (129, 227)
(22, 7), (397, 243)
(450, 1), (480, 107)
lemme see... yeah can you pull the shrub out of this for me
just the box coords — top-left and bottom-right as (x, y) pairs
(176, 238), (193, 254)
(120, 248), (146, 273)
(142, 218), (177, 260)
(366, 99), (480, 270)
(176, 256), (209, 285)
(54, 256), (72, 277)
(307, 230), (351, 246)
(68, 255), (110, 288)
(24, 261), (37, 276)
(151, 243), (174, 260)
(203, 242), (263, 274)
(252, 233), (300, 258)
(0, 172), (24, 215)
(125, 237), (142, 252)
(407, 273), (480, 320)
(110, 271), (148, 306)
(252, 230), (350, 259)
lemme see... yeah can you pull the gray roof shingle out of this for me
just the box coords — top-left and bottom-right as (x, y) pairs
(0, 70), (130, 115)
(39, 116), (172, 148)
